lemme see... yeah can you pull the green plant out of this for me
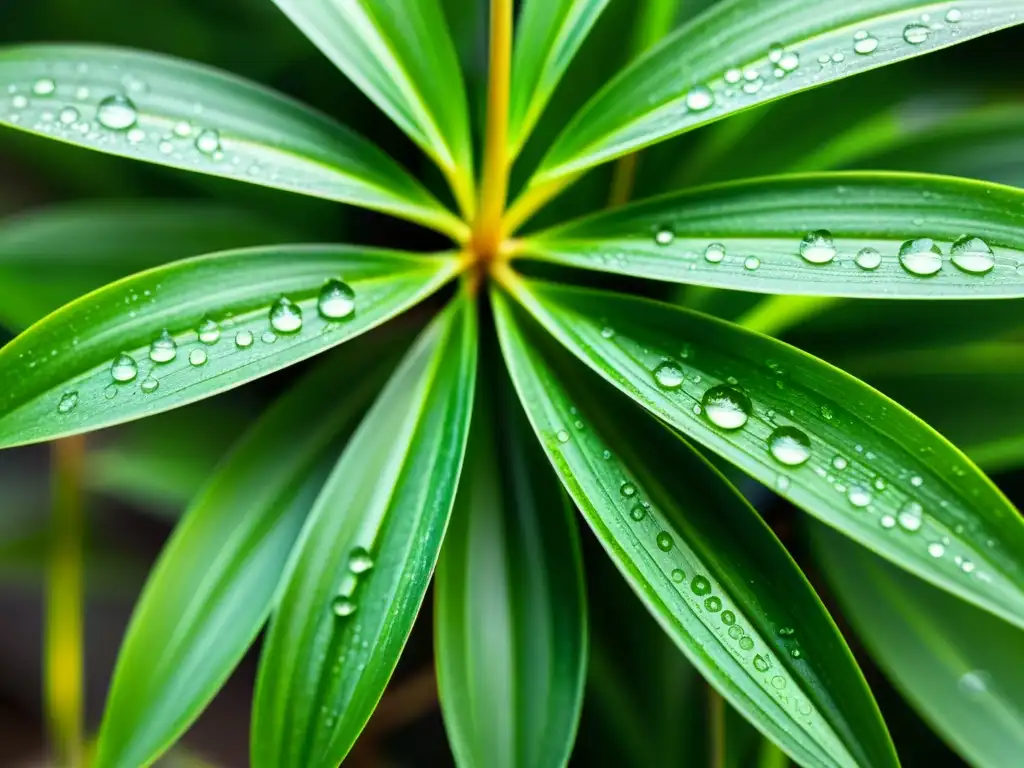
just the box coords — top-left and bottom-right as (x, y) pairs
(1, 1), (1023, 766)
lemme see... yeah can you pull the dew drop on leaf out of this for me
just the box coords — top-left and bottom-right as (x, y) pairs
(348, 547), (374, 574)
(189, 348), (208, 367)
(57, 391), (79, 414)
(753, 654), (771, 672)
(671, 568), (685, 583)
(556, 429), (570, 443)
(950, 235), (995, 275)
(832, 455), (848, 471)
(261, 331), (277, 345)
(656, 532), (674, 551)
(899, 238), (943, 276)
(141, 376), (159, 394)
(318, 279), (356, 320)
(855, 247), (882, 270)
(97, 95), (138, 131)
(705, 596), (722, 612)
(946, 9), (963, 23)
(702, 385), (751, 430)
(629, 503), (646, 521)
(799, 230), (836, 264)
(704, 243), (726, 263)
(654, 227), (675, 246)
(685, 85), (714, 111)
(721, 610), (736, 625)
(691, 575), (712, 596)
(880, 514), (896, 529)
(32, 77), (56, 96)
(331, 596), (356, 617)
(958, 670), (990, 697)
(620, 482), (637, 498)
(198, 317), (221, 344)
(235, 330), (254, 349)
(744, 256), (760, 271)
(853, 30), (879, 54)
(59, 106), (79, 125)
(270, 297), (303, 334)
(195, 128), (221, 155)
(847, 486), (872, 508)
(111, 353), (138, 383)
(927, 541), (945, 557)
(653, 361), (685, 389)
(897, 501), (924, 532)
(739, 637), (754, 651)
(767, 426), (811, 466)
(903, 23), (931, 45)
(149, 330), (177, 364)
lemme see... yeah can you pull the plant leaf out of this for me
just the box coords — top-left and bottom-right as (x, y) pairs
(524, 0), (1024, 196)
(435, 359), (587, 767)
(251, 294), (477, 768)
(501, 276), (1024, 629)
(271, 0), (475, 215)
(521, 173), (1024, 298)
(508, 0), (612, 156)
(93, 336), (402, 768)
(492, 290), (897, 768)
(0, 201), (296, 332)
(814, 524), (1024, 768)
(0, 45), (466, 239)
(0, 245), (459, 449)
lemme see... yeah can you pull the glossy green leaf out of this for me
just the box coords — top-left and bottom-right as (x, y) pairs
(508, 0), (611, 156)
(93, 337), (401, 768)
(502, 277), (1024, 629)
(522, 0), (1023, 197)
(815, 525), (1024, 768)
(271, 0), (475, 216)
(435, 364), (587, 767)
(0, 45), (466, 239)
(0, 201), (294, 332)
(252, 295), (477, 768)
(521, 173), (1024, 298)
(0, 245), (459, 449)
(493, 291), (896, 768)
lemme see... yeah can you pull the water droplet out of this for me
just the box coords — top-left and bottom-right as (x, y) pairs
(744, 256), (760, 270)
(702, 385), (751, 430)
(899, 238), (943, 276)
(958, 670), (989, 697)
(656, 532), (674, 551)
(832, 455), (848, 471)
(58, 106), (79, 125)
(600, 326), (615, 339)
(847, 486), (872, 508)
(903, 23), (931, 45)
(946, 9), (963, 23)
(685, 85), (714, 112)
(261, 331), (277, 344)
(950, 235), (995, 275)
(620, 482), (637, 498)
(148, 330), (177, 364)
(768, 44), (784, 63)
(790, 649), (802, 659)
(855, 247), (882, 270)
(897, 501), (924, 532)
(704, 243), (726, 263)
(629, 503), (646, 521)
(927, 541), (945, 557)
(961, 559), (975, 574)
(725, 68), (742, 84)
(768, 426), (811, 466)
(704, 596), (722, 612)
(141, 376), (159, 393)
(270, 297), (303, 334)
(189, 348), (208, 367)
(348, 546), (374, 574)
(853, 30), (879, 54)
(197, 317), (221, 344)
(799, 230), (837, 264)
(654, 227), (675, 246)
(739, 637), (754, 651)
(653, 361), (685, 389)
(10, 94), (28, 110)
(126, 127), (146, 144)
(97, 95), (138, 130)
(57, 391), (79, 414)
(691, 576), (712, 596)
(316, 278), (357, 321)
(195, 128), (221, 155)
(776, 475), (791, 492)
(111, 353), (138, 383)
(777, 50), (800, 72)
(331, 596), (356, 617)
(671, 568), (685, 583)
(742, 69), (764, 94)
(173, 120), (192, 137)
(556, 429), (570, 443)
(104, 385), (118, 400)
(880, 514), (897, 529)
(32, 77), (56, 96)
(753, 654), (771, 672)
(911, 475), (923, 488)
(229, 330), (252, 349)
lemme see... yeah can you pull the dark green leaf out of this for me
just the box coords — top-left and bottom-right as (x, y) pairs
(0, 245), (459, 449)
(815, 525), (1024, 768)
(435, 362), (587, 767)
(493, 290), (896, 768)
(522, 173), (1024, 298)
(93, 337), (401, 768)
(0, 45), (466, 239)
(501, 277), (1024, 628)
(252, 294), (477, 768)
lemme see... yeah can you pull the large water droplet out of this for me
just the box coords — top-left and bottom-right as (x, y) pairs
(97, 95), (138, 131)
(721, 610), (736, 625)
(189, 348), (208, 367)
(739, 637), (754, 651)
(927, 541), (945, 557)
(903, 23), (931, 45)
(195, 128), (221, 155)
(899, 238), (943, 276)
(141, 376), (159, 394)
(620, 482), (637, 498)
(317, 279), (356, 320)
(270, 297), (303, 334)
(702, 385), (751, 430)
(768, 426), (811, 466)
(855, 247), (882, 270)
(847, 486), (872, 508)
(777, 50), (800, 73)
(853, 30), (879, 54)
(235, 330), (254, 349)
(198, 317), (221, 344)
(149, 330), (177, 364)
(656, 532), (674, 551)
(556, 429), (570, 444)
(950, 235), (995, 275)
(654, 227), (675, 246)
(753, 654), (771, 672)
(348, 546), (374, 574)
(57, 391), (79, 414)
(799, 230), (837, 264)
(744, 256), (760, 271)
(946, 9), (963, 23)
(629, 503), (646, 521)
(653, 361), (685, 389)
(331, 596), (356, 617)
(685, 85), (714, 112)
(32, 77), (56, 96)
(704, 596), (722, 612)
(897, 501), (924, 532)
(704, 243), (726, 263)
(691, 576), (712, 596)
(111, 353), (138, 383)
(59, 106), (79, 125)
(880, 514), (897, 529)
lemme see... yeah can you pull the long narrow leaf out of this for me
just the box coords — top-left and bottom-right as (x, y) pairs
(815, 525), (1024, 768)
(521, 173), (1024, 298)
(524, 0), (1023, 196)
(435, 363), (587, 767)
(0, 45), (466, 239)
(93, 335), (403, 768)
(500, 276), (1024, 629)
(252, 294), (477, 768)
(493, 291), (896, 768)
(0, 245), (459, 449)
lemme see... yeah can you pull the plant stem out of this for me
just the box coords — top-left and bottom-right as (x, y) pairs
(474, 0), (513, 257)
(47, 435), (86, 768)
(708, 684), (725, 768)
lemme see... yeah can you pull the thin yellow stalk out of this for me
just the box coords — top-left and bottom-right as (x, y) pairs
(709, 685), (726, 768)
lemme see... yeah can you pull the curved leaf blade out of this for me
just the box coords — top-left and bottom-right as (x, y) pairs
(502, 277), (1024, 629)
(509, 0), (612, 156)
(435, 364), (587, 767)
(493, 291), (897, 768)
(815, 525), (1024, 768)
(93, 336), (402, 768)
(526, 0), (1023, 191)
(522, 173), (1024, 298)
(0, 201), (295, 332)
(0, 45), (465, 239)
(272, 0), (475, 214)
(252, 295), (477, 768)
(0, 245), (459, 449)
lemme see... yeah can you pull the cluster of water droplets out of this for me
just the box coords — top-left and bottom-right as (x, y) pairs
(330, 546), (375, 618)
(55, 278), (356, 414)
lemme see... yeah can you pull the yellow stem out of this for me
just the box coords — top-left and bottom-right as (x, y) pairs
(709, 685), (725, 768)
(608, 153), (640, 208)
(474, 0), (513, 256)
(502, 172), (578, 236)
(47, 435), (86, 768)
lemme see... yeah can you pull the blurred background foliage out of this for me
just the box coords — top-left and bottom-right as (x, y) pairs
(0, 0), (1022, 765)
